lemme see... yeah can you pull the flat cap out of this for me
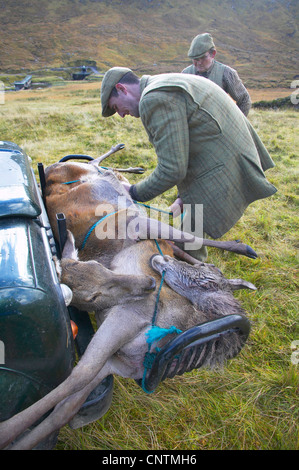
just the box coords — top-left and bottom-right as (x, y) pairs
(188, 33), (215, 59)
(101, 67), (132, 117)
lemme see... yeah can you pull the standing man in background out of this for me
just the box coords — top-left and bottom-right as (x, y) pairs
(182, 33), (251, 116)
(100, 67), (276, 261)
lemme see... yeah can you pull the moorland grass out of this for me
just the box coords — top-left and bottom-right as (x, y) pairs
(0, 83), (298, 450)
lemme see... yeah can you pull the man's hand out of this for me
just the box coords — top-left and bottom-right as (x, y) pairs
(169, 197), (183, 217)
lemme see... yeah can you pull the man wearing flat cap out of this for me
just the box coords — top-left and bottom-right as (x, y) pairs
(182, 33), (251, 116)
(101, 67), (276, 261)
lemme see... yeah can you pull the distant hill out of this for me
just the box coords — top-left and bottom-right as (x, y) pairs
(0, 0), (298, 87)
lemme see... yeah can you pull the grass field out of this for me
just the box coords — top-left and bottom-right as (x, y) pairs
(0, 83), (298, 450)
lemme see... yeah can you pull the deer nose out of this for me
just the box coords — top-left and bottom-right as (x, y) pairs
(146, 276), (156, 291)
(150, 254), (170, 275)
(60, 284), (73, 306)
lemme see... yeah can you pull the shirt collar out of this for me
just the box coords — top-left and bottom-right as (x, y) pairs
(195, 59), (215, 76)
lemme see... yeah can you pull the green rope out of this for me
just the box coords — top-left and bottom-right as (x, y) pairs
(62, 180), (80, 185)
(134, 201), (173, 217)
(141, 268), (166, 394)
(81, 210), (119, 250)
(141, 240), (182, 394)
(62, 165), (105, 185)
(151, 268), (166, 327)
(154, 238), (164, 257)
(134, 200), (186, 227)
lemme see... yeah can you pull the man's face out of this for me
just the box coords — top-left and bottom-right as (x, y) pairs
(192, 52), (214, 73)
(108, 85), (140, 118)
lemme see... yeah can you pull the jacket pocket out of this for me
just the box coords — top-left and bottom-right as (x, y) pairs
(195, 162), (224, 180)
(178, 163), (226, 204)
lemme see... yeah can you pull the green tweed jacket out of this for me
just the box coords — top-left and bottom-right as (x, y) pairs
(132, 73), (277, 239)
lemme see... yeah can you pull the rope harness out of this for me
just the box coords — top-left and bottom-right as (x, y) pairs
(61, 165), (105, 186)
(141, 239), (182, 394)
(62, 180), (81, 185)
(61, 173), (182, 393)
(80, 209), (182, 394)
(80, 210), (121, 250)
(78, 201), (173, 252)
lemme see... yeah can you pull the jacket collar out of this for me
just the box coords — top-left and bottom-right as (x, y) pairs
(140, 75), (151, 95)
(196, 59), (215, 76)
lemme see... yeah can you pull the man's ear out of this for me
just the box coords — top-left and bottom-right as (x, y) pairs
(115, 83), (127, 94)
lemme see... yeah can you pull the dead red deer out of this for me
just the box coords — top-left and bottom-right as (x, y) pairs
(43, 158), (257, 265)
(0, 154), (256, 449)
(57, 232), (156, 310)
(0, 229), (254, 450)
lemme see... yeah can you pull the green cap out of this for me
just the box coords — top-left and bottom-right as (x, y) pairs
(101, 67), (132, 117)
(188, 33), (215, 59)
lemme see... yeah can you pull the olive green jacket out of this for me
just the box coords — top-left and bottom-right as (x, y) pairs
(131, 73), (277, 238)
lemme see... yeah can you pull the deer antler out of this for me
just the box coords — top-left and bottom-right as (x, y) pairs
(89, 143), (125, 166)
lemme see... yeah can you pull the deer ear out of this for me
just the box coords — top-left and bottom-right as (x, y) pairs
(228, 279), (257, 291)
(62, 230), (79, 260)
(53, 256), (62, 280)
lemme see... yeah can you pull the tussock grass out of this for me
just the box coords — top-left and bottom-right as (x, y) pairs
(0, 83), (298, 450)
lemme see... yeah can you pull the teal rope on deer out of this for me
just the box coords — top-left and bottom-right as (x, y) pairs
(81, 210), (119, 250)
(141, 240), (182, 394)
(134, 201), (173, 217)
(62, 180), (80, 185)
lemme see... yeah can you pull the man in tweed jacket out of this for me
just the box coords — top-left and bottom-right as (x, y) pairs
(101, 67), (277, 260)
(182, 33), (251, 116)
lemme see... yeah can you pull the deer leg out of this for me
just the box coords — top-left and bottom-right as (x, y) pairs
(7, 364), (112, 450)
(0, 307), (145, 449)
(165, 241), (215, 266)
(89, 143), (125, 166)
(112, 167), (145, 174)
(132, 216), (258, 259)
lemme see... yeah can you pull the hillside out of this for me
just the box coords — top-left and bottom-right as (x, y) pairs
(0, 0), (298, 87)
